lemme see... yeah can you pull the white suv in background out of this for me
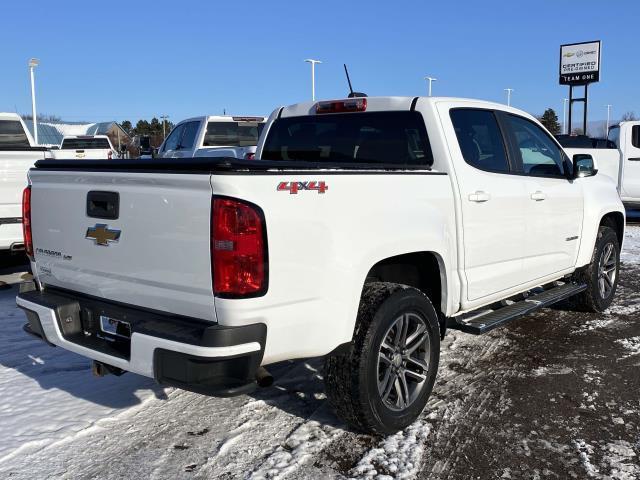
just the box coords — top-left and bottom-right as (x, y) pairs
(54, 135), (119, 160)
(157, 116), (266, 160)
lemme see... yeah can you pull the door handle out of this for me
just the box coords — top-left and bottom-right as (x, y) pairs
(468, 191), (491, 203)
(530, 191), (547, 201)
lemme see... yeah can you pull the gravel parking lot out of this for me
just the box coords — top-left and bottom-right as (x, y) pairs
(0, 228), (638, 480)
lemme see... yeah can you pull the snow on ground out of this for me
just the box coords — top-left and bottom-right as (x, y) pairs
(621, 223), (640, 265)
(0, 227), (638, 479)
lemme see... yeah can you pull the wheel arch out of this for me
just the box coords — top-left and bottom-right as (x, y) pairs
(600, 211), (625, 248)
(362, 251), (448, 335)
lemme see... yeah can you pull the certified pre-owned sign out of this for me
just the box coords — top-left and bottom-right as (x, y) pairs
(559, 41), (601, 85)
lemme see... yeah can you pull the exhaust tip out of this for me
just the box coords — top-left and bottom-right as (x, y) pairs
(92, 360), (126, 377)
(255, 366), (274, 388)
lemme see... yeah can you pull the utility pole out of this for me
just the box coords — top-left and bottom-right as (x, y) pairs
(563, 98), (569, 134)
(28, 58), (39, 144)
(160, 114), (169, 138)
(424, 76), (437, 96)
(504, 88), (514, 107)
(605, 104), (612, 134)
(304, 59), (322, 101)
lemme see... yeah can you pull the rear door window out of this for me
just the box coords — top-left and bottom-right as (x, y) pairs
(179, 121), (200, 150)
(163, 124), (185, 152)
(0, 120), (30, 148)
(262, 111), (433, 166)
(450, 109), (510, 173)
(633, 125), (640, 149)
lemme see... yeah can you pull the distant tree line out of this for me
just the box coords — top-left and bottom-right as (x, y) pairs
(22, 113), (63, 122)
(120, 117), (174, 137)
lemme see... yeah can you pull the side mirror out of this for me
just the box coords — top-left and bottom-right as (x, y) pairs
(573, 154), (598, 179)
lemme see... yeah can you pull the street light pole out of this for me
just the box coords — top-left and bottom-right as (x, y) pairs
(160, 114), (169, 139)
(304, 59), (322, 101)
(563, 98), (569, 134)
(424, 76), (437, 96)
(504, 88), (514, 107)
(28, 58), (39, 145)
(605, 104), (612, 134)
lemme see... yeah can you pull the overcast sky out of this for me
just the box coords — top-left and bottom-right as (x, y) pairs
(1, 0), (638, 124)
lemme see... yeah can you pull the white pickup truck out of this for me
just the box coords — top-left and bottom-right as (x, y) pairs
(157, 115), (266, 160)
(561, 121), (640, 209)
(0, 113), (50, 253)
(53, 135), (119, 160)
(17, 97), (624, 434)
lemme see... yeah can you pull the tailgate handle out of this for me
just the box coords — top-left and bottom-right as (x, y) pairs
(87, 191), (119, 220)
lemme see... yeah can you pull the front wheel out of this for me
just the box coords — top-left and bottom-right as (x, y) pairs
(572, 226), (620, 312)
(324, 282), (440, 435)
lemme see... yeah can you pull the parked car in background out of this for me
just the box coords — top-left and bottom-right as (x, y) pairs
(53, 135), (119, 160)
(561, 122), (640, 209)
(0, 113), (50, 253)
(156, 116), (266, 160)
(18, 96), (624, 435)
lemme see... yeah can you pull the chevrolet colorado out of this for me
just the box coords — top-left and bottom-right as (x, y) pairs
(17, 97), (624, 434)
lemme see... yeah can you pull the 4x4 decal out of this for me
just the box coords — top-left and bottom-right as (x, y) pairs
(277, 181), (328, 194)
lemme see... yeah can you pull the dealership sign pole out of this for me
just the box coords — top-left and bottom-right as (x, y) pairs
(559, 41), (601, 136)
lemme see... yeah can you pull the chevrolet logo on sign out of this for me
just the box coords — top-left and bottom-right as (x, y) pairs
(85, 224), (121, 246)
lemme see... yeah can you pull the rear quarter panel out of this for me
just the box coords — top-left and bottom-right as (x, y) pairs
(211, 172), (456, 365)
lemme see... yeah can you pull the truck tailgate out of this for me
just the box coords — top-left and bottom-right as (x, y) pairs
(29, 169), (216, 321)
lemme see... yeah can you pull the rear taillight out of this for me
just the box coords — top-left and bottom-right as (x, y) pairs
(108, 150), (113, 160)
(212, 197), (267, 297)
(316, 98), (367, 114)
(22, 186), (33, 259)
(245, 152), (255, 160)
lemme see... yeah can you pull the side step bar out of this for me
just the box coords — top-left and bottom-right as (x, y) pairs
(450, 283), (587, 335)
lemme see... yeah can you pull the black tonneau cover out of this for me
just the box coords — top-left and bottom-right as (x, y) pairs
(34, 157), (434, 173)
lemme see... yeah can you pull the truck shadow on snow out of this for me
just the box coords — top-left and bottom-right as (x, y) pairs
(0, 280), (169, 410)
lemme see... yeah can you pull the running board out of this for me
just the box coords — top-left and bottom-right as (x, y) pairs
(450, 283), (587, 335)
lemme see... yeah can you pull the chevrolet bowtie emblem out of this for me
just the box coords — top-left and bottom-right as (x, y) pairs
(85, 224), (121, 246)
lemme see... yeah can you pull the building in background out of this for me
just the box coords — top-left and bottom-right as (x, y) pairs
(24, 120), (130, 150)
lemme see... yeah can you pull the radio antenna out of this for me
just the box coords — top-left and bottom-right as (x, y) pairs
(344, 64), (354, 96)
(343, 64), (367, 98)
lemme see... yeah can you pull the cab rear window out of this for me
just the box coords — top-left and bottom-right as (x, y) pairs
(62, 138), (111, 149)
(203, 122), (264, 147)
(0, 120), (30, 148)
(261, 111), (433, 167)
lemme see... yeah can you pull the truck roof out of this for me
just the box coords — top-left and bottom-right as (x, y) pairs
(278, 96), (537, 122)
(62, 134), (110, 140)
(0, 112), (24, 122)
(177, 115), (267, 125)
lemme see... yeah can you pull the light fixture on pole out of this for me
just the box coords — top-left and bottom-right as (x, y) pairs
(28, 58), (39, 145)
(160, 114), (169, 139)
(304, 59), (322, 101)
(605, 104), (612, 134)
(504, 88), (514, 107)
(563, 98), (569, 134)
(424, 76), (437, 96)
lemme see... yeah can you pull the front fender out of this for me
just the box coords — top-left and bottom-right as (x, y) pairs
(575, 174), (625, 268)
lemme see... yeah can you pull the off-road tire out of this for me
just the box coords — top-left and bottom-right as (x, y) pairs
(324, 282), (440, 435)
(572, 226), (620, 312)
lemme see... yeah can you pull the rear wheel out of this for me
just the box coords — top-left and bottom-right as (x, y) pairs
(324, 282), (440, 435)
(572, 226), (620, 312)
